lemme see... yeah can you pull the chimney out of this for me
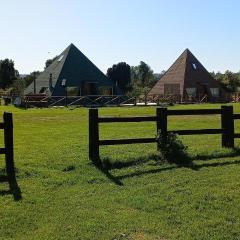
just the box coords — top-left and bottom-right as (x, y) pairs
(33, 72), (36, 94)
(49, 74), (53, 92)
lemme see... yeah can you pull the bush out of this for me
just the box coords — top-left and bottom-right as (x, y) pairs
(156, 131), (192, 166)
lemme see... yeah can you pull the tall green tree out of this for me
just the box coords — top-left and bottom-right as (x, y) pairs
(130, 61), (155, 97)
(107, 62), (131, 92)
(0, 59), (17, 89)
(213, 70), (240, 92)
(23, 71), (41, 87)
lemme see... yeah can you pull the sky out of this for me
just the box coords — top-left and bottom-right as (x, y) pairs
(0, 0), (240, 74)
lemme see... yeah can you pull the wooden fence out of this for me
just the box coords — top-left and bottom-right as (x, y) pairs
(24, 95), (134, 108)
(89, 105), (240, 165)
(0, 113), (16, 184)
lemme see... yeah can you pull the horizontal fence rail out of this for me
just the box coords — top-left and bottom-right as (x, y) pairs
(89, 105), (239, 165)
(98, 116), (156, 123)
(99, 138), (156, 146)
(171, 129), (223, 135)
(167, 109), (222, 115)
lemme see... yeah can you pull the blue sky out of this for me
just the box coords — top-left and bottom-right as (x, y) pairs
(0, 0), (240, 74)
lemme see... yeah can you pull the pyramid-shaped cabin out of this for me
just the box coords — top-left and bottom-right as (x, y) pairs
(148, 49), (225, 102)
(25, 44), (122, 96)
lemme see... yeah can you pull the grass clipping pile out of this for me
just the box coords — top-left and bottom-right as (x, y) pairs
(156, 131), (193, 167)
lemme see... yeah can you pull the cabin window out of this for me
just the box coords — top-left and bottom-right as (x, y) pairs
(210, 88), (219, 97)
(186, 88), (196, 97)
(164, 84), (180, 95)
(67, 87), (80, 96)
(192, 63), (197, 70)
(99, 86), (113, 95)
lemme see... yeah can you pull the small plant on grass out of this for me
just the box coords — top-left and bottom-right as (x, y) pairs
(156, 131), (192, 166)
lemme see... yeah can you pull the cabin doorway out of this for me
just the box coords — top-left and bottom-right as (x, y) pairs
(197, 83), (211, 101)
(197, 83), (208, 96)
(83, 82), (98, 95)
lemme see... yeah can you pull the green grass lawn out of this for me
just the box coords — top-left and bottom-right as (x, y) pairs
(0, 104), (240, 240)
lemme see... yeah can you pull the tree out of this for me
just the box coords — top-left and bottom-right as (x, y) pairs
(223, 71), (240, 92)
(131, 61), (154, 87)
(213, 70), (240, 92)
(23, 71), (41, 87)
(130, 61), (155, 97)
(138, 61), (154, 86)
(45, 56), (58, 69)
(107, 62), (131, 92)
(0, 59), (17, 89)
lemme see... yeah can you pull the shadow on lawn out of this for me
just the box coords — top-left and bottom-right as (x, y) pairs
(0, 169), (22, 201)
(96, 148), (240, 185)
(192, 147), (240, 161)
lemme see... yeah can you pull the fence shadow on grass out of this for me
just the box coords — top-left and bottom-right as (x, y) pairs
(101, 153), (161, 170)
(191, 147), (240, 161)
(94, 164), (124, 186)
(95, 154), (180, 185)
(96, 148), (240, 185)
(0, 169), (22, 201)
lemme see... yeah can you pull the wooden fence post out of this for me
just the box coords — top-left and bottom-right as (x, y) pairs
(89, 108), (100, 165)
(156, 107), (168, 149)
(3, 112), (16, 183)
(221, 105), (234, 148)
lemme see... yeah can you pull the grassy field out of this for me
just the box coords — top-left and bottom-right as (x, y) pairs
(0, 103), (240, 240)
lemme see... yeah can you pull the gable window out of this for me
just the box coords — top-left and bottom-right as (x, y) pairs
(58, 55), (64, 62)
(192, 63), (197, 70)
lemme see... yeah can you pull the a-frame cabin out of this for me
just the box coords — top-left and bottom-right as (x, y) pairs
(25, 43), (122, 97)
(148, 49), (226, 102)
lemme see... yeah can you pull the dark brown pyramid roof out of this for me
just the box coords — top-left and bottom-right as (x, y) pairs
(148, 49), (221, 96)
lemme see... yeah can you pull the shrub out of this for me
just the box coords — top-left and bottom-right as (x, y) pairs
(156, 131), (192, 166)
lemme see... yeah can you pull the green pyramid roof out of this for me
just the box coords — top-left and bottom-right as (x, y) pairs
(25, 44), (121, 95)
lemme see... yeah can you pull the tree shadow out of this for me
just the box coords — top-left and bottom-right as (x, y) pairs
(0, 170), (22, 201)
